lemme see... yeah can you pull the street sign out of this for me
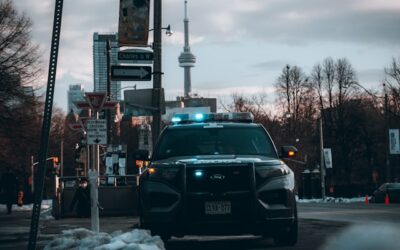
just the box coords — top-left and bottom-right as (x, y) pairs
(118, 49), (153, 64)
(74, 101), (91, 109)
(111, 65), (152, 81)
(102, 101), (119, 109)
(86, 92), (107, 111)
(87, 119), (107, 145)
(323, 148), (333, 168)
(68, 123), (83, 131)
(389, 129), (400, 154)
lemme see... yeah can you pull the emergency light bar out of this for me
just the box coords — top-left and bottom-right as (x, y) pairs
(171, 112), (254, 124)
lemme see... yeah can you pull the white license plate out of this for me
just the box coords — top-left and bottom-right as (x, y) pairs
(205, 201), (231, 215)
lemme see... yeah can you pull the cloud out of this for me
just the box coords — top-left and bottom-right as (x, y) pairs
(164, 31), (205, 46)
(254, 60), (291, 71)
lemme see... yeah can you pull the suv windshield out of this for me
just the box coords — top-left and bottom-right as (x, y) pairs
(153, 126), (277, 160)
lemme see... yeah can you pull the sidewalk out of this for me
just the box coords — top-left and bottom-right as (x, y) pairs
(0, 210), (138, 249)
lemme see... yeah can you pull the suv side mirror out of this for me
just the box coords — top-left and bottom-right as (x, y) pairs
(134, 149), (150, 161)
(280, 146), (298, 158)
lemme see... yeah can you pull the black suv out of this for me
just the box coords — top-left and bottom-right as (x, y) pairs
(138, 113), (298, 246)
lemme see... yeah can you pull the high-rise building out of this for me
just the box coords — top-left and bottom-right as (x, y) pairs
(93, 32), (121, 101)
(67, 84), (85, 114)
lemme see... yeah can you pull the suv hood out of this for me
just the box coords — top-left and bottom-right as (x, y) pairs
(153, 155), (283, 166)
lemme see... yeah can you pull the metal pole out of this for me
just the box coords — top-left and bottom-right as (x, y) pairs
(320, 117), (326, 199)
(106, 40), (112, 146)
(152, 0), (162, 147)
(384, 91), (391, 182)
(28, 1), (64, 248)
(89, 111), (100, 233)
(31, 156), (34, 194)
(60, 139), (64, 178)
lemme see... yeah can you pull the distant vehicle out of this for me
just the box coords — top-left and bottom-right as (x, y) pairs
(137, 112), (298, 246)
(370, 183), (400, 203)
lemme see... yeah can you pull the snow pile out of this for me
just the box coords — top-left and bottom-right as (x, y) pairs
(322, 223), (400, 250)
(0, 199), (52, 212)
(44, 228), (165, 250)
(297, 196), (366, 203)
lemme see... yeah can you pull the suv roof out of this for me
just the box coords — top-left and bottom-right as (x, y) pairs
(166, 122), (261, 130)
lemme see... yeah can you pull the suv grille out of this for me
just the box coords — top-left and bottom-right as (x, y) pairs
(186, 164), (253, 193)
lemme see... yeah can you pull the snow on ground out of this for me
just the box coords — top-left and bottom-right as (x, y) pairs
(322, 223), (400, 250)
(0, 199), (54, 219)
(44, 228), (165, 250)
(297, 196), (367, 203)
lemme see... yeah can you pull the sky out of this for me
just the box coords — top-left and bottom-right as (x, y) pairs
(13, 0), (400, 112)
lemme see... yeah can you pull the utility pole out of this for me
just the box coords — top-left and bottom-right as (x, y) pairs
(89, 110), (100, 233)
(106, 40), (112, 146)
(384, 86), (391, 182)
(320, 117), (326, 199)
(31, 156), (34, 194)
(152, 0), (162, 147)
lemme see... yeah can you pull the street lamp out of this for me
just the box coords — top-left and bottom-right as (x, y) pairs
(149, 24), (173, 36)
(350, 82), (392, 182)
(285, 112), (326, 199)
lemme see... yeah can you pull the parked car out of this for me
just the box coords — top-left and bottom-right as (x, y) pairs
(137, 112), (298, 246)
(370, 183), (400, 203)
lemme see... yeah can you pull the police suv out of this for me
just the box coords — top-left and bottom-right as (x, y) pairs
(137, 112), (298, 246)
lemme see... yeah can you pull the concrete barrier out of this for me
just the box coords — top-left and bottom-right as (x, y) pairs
(54, 185), (139, 218)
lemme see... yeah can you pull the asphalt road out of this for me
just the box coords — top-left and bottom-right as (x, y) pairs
(0, 202), (399, 250)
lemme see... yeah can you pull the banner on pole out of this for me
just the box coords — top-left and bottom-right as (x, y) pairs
(118, 0), (150, 47)
(389, 129), (400, 154)
(323, 148), (333, 169)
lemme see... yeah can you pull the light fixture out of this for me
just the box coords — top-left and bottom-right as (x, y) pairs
(149, 24), (173, 36)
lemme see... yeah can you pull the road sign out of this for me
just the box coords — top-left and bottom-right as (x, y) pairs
(87, 119), (107, 145)
(111, 65), (152, 81)
(118, 49), (153, 64)
(74, 101), (91, 109)
(102, 101), (119, 109)
(86, 92), (107, 111)
(68, 123), (83, 131)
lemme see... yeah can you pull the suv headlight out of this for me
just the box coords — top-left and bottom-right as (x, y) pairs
(256, 165), (292, 179)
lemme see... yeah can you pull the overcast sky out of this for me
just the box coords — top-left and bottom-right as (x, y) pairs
(13, 0), (400, 112)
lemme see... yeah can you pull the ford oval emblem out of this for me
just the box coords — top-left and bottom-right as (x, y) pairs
(210, 174), (225, 180)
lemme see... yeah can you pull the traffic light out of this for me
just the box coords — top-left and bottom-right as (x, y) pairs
(52, 157), (60, 175)
(53, 157), (59, 167)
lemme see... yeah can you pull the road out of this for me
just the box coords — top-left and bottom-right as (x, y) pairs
(0, 202), (399, 250)
(299, 202), (400, 224)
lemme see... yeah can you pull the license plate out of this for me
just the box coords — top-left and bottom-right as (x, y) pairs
(205, 201), (231, 215)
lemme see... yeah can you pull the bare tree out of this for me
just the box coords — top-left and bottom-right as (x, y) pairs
(322, 57), (335, 110)
(0, 0), (42, 125)
(335, 58), (357, 106)
(0, 0), (41, 84)
(311, 63), (324, 113)
(0, 0), (43, 174)
(384, 57), (400, 116)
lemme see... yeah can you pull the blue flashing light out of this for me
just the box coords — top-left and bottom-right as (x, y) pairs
(171, 117), (182, 123)
(194, 171), (203, 177)
(194, 113), (204, 121)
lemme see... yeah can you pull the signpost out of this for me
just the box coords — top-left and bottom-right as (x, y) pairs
(118, 49), (153, 64)
(72, 92), (117, 233)
(111, 65), (152, 81)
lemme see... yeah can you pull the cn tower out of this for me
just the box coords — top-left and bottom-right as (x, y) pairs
(178, 0), (196, 98)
